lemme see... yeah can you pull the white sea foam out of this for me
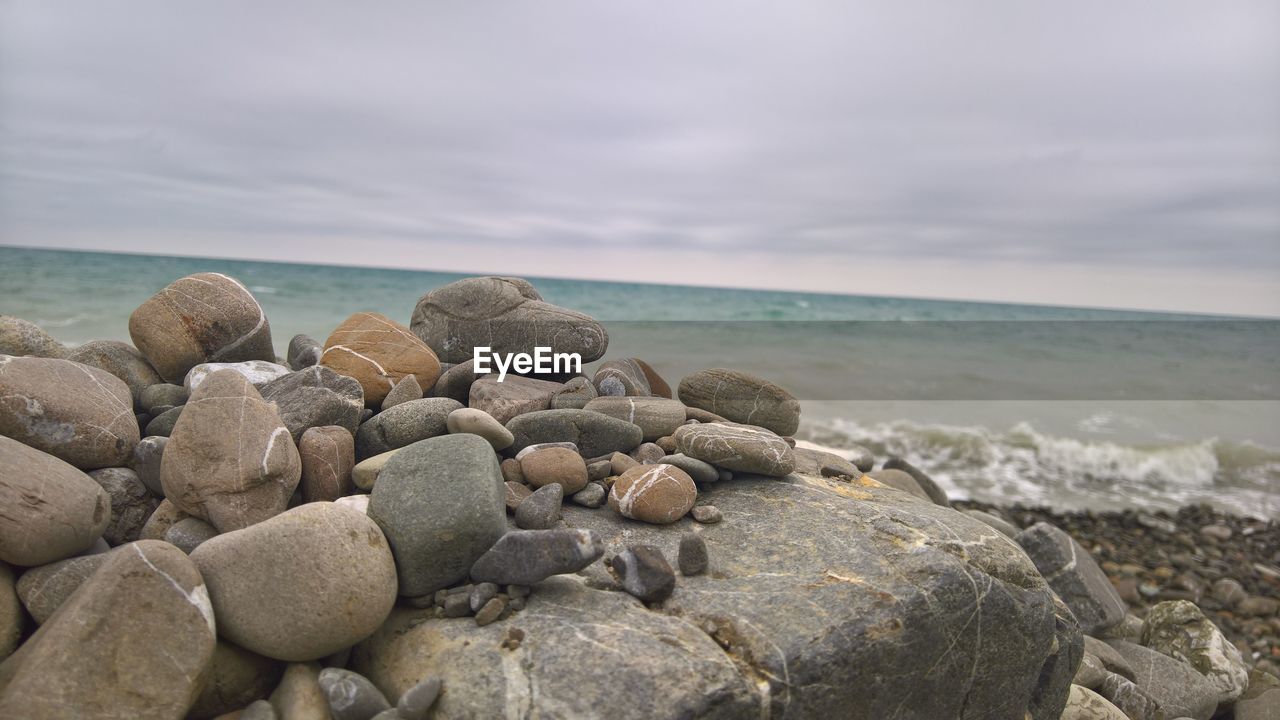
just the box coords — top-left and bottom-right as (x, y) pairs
(802, 416), (1280, 518)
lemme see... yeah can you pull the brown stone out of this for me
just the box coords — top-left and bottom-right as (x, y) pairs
(269, 662), (330, 720)
(0, 436), (111, 566)
(500, 457), (525, 484)
(161, 370), (301, 533)
(67, 340), (163, 410)
(298, 426), (355, 502)
(635, 359), (672, 399)
(139, 498), (190, 541)
(189, 641), (283, 720)
(0, 355), (139, 469)
(128, 272), (275, 384)
(319, 312), (441, 408)
(505, 481), (533, 512)
(0, 540), (217, 719)
(607, 464), (697, 525)
(520, 447), (588, 494)
(0, 564), (21, 660)
(0, 316), (69, 359)
(468, 375), (562, 424)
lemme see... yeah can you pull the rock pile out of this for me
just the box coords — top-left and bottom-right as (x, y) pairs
(0, 272), (1268, 719)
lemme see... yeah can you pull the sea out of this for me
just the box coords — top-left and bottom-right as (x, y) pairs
(4, 246), (1278, 519)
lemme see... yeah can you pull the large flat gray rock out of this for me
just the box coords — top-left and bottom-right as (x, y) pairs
(353, 473), (1079, 719)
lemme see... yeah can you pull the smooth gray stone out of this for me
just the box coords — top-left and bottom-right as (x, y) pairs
(550, 376), (597, 409)
(130, 435), (168, 496)
(396, 676), (442, 720)
(287, 334), (322, 370)
(882, 456), (949, 506)
(429, 359), (478, 403)
(582, 397), (685, 441)
(14, 554), (108, 624)
(468, 583), (498, 614)
(318, 667), (391, 720)
(144, 405), (183, 437)
(570, 483), (606, 508)
(68, 340), (163, 410)
(469, 529), (604, 586)
(381, 375), (422, 411)
(506, 409), (643, 458)
(609, 544), (675, 603)
(355, 398), (462, 460)
(661, 454), (719, 484)
(260, 365), (364, 442)
(356, 473), (1079, 720)
(514, 483), (562, 530)
(1017, 522), (1127, 636)
(1096, 672), (1165, 720)
(1105, 641), (1219, 720)
(140, 383), (187, 414)
(163, 517), (218, 554)
(677, 533), (708, 576)
(368, 434), (505, 596)
(673, 421), (795, 477)
(410, 276), (608, 364)
(677, 368), (800, 436)
(792, 446), (861, 479)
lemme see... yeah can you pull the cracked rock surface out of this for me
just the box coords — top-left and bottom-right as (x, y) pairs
(353, 472), (1078, 719)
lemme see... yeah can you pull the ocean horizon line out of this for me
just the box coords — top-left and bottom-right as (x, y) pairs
(3, 242), (1265, 321)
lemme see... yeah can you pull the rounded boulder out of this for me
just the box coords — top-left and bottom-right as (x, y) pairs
(190, 502), (398, 661)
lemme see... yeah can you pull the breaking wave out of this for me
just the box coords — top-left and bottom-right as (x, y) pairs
(800, 418), (1280, 518)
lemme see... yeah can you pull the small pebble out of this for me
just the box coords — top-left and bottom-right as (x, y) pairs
(507, 584), (530, 599)
(501, 627), (525, 650)
(469, 582), (499, 613)
(318, 668), (391, 720)
(443, 593), (471, 618)
(691, 505), (723, 524)
(608, 545), (676, 604)
(678, 533), (708, 576)
(571, 482), (606, 508)
(505, 481), (533, 512)
(655, 435), (677, 453)
(405, 593), (436, 609)
(630, 442), (665, 464)
(381, 375), (423, 411)
(500, 458), (524, 484)
(586, 460), (612, 482)
(515, 483), (563, 530)
(396, 676), (442, 720)
(610, 451), (639, 475)
(475, 597), (507, 626)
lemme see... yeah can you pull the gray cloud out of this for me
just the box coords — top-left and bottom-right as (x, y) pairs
(2, 1), (1278, 297)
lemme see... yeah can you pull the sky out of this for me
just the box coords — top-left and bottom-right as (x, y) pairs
(1, 1), (1278, 316)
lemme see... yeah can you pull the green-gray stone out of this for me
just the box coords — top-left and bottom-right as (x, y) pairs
(368, 434), (505, 596)
(506, 409), (643, 458)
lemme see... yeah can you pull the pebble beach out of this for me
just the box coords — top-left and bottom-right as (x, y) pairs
(0, 270), (1276, 719)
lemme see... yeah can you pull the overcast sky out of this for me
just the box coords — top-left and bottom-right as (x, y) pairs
(2, 1), (1277, 315)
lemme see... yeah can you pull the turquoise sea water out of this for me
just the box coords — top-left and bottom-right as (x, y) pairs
(3, 246), (1278, 517)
